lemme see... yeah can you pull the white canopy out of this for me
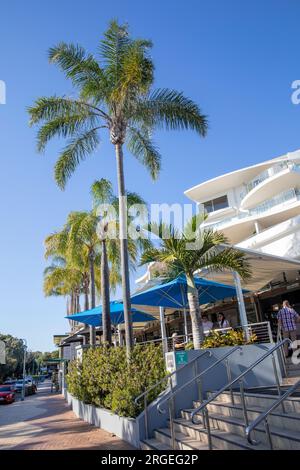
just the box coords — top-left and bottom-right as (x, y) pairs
(201, 244), (300, 292)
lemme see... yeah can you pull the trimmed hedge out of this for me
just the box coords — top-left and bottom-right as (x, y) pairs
(67, 343), (166, 418)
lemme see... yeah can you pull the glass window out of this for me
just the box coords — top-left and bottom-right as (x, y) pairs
(213, 195), (229, 211)
(203, 195), (229, 213)
(203, 200), (213, 213)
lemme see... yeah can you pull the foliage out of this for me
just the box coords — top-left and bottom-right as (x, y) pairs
(67, 343), (166, 417)
(0, 334), (58, 381)
(28, 20), (208, 190)
(199, 330), (257, 349)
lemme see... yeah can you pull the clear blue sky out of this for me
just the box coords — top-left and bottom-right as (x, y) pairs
(1, 0), (300, 351)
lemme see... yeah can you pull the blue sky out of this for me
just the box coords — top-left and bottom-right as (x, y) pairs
(1, 0), (300, 351)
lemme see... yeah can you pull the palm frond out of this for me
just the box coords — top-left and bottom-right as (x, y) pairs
(49, 42), (104, 87)
(134, 88), (208, 136)
(127, 126), (161, 179)
(54, 128), (100, 189)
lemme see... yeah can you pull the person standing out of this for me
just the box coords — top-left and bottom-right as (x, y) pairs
(277, 300), (299, 357)
(202, 314), (213, 335)
(217, 313), (230, 332)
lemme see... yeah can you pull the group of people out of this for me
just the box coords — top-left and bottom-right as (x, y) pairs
(172, 312), (230, 350)
(171, 301), (300, 356)
(202, 312), (230, 335)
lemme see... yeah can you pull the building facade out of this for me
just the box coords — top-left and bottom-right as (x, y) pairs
(185, 149), (300, 259)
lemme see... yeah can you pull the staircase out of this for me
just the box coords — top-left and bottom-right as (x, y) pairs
(141, 388), (300, 450)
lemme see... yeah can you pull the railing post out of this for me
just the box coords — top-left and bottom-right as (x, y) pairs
(267, 321), (274, 343)
(144, 394), (149, 440)
(271, 352), (285, 413)
(264, 417), (273, 450)
(225, 359), (234, 405)
(239, 380), (249, 428)
(204, 408), (213, 450)
(169, 380), (176, 449)
(159, 307), (168, 354)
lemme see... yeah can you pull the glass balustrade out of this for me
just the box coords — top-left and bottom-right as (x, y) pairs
(206, 188), (300, 230)
(246, 161), (288, 194)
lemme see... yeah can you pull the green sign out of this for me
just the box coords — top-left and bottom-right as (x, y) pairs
(175, 350), (188, 367)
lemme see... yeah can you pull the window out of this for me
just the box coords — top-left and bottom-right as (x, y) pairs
(203, 195), (229, 214)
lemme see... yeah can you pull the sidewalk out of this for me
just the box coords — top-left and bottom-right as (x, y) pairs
(0, 382), (134, 450)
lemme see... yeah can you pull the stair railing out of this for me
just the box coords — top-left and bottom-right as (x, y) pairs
(156, 345), (242, 449)
(190, 338), (292, 449)
(246, 379), (300, 449)
(134, 349), (211, 441)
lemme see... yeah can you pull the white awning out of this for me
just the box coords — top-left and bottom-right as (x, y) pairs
(201, 245), (300, 292)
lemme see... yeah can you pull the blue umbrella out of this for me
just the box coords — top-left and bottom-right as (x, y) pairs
(65, 301), (156, 327)
(131, 275), (244, 308)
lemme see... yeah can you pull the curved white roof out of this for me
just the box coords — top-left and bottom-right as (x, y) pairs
(184, 149), (300, 203)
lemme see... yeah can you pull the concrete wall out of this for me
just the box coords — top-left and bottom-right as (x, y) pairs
(66, 392), (140, 448)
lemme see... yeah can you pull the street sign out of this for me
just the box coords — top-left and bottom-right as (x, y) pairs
(175, 350), (188, 367)
(0, 340), (6, 364)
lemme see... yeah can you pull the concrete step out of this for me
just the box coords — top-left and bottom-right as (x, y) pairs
(172, 418), (266, 450)
(183, 400), (300, 432)
(153, 428), (212, 451)
(206, 391), (300, 414)
(140, 438), (172, 451)
(283, 376), (300, 385)
(185, 408), (300, 449)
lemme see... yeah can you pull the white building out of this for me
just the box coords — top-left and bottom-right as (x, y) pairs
(185, 149), (300, 260)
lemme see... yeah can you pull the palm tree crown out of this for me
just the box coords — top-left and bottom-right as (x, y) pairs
(141, 217), (251, 349)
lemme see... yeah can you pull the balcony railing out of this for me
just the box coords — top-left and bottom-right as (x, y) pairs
(245, 161), (288, 194)
(245, 160), (300, 195)
(206, 188), (300, 231)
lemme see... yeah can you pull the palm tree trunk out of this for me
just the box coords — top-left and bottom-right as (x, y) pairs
(101, 240), (112, 345)
(186, 273), (204, 349)
(89, 252), (96, 346)
(115, 143), (133, 357)
(84, 276), (89, 311)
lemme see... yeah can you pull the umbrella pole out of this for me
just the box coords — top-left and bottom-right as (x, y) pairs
(159, 307), (168, 355)
(233, 271), (250, 340)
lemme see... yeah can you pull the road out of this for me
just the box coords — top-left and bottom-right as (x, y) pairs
(0, 381), (133, 450)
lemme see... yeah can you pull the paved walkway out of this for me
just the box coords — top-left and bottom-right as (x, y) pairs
(0, 382), (133, 450)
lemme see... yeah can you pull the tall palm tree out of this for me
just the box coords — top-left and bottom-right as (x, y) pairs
(91, 178), (151, 344)
(141, 218), (251, 350)
(28, 20), (208, 356)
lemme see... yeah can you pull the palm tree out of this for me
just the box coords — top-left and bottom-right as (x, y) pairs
(91, 178), (151, 344)
(141, 218), (251, 350)
(28, 20), (208, 356)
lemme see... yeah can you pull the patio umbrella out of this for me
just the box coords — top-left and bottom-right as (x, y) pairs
(65, 301), (157, 327)
(131, 275), (244, 309)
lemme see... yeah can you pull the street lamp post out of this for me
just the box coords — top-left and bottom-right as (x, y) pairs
(21, 339), (27, 401)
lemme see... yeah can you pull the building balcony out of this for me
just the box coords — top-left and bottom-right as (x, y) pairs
(203, 188), (300, 244)
(240, 161), (300, 210)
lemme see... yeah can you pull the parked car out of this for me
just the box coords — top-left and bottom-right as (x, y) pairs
(4, 380), (17, 391)
(0, 385), (15, 404)
(14, 379), (37, 395)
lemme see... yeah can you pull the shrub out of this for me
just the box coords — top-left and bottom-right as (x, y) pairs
(184, 329), (257, 350)
(67, 343), (166, 418)
(200, 329), (257, 349)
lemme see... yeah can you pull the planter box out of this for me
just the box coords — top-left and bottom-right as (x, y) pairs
(65, 391), (140, 448)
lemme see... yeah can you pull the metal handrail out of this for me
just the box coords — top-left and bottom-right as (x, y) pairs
(190, 338), (292, 449)
(157, 345), (242, 414)
(134, 349), (211, 440)
(134, 349), (211, 405)
(245, 379), (300, 448)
